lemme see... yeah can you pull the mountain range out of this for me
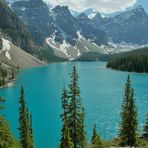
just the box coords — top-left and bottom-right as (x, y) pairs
(1, 0), (148, 60)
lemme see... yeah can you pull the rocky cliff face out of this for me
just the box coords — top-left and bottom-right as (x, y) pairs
(92, 5), (148, 44)
(0, 0), (37, 53)
(76, 13), (107, 45)
(11, 0), (54, 45)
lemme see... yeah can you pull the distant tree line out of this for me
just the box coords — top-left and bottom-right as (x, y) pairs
(107, 48), (148, 73)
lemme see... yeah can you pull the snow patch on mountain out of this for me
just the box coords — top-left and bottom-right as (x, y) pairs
(88, 12), (97, 19)
(46, 35), (57, 49)
(20, 7), (26, 11)
(46, 37), (72, 58)
(60, 40), (71, 58)
(77, 49), (81, 56)
(0, 38), (11, 60)
(1, 38), (10, 51)
(5, 51), (11, 60)
(77, 31), (85, 41)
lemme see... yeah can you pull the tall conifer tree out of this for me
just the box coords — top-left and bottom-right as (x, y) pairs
(60, 66), (86, 148)
(29, 114), (34, 147)
(119, 75), (138, 146)
(143, 113), (148, 139)
(18, 86), (34, 148)
(60, 87), (73, 148)
(79, 108), (86, 148)
(68, 66), (86, 148)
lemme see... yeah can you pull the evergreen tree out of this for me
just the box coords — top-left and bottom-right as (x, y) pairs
(91, 124), (97, 144)
(92, 135), (102, 148)
(79, 108), (86, 148)
(142, 113), (148, 139)
(18, 86), (34, 148)
(119, 75), (138, 146)
(29, 114), (34, 147)
(60, 87), (72, 148)
(68, 66), (86, 148)
(60, 123), (74, 148)
(0, 96), (20, 148)
(0, 67), (7, 86)
(91, 124), (102, 148)
(0, 116), (19, 148)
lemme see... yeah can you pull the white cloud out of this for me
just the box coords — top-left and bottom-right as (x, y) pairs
(43, 0), (137, 13)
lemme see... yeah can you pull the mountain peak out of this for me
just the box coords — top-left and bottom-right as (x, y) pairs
(84, 8), (96, 15)
(115, 4), (147, 20)
(131, 4), (146, 14)
(133, 4), (144, 10)
(52, 5), (69, 12)
(93, 12), (102, 19)
(77, 13), (89, 19)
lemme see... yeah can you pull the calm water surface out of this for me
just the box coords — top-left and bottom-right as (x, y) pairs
(0, 62), (148, 148)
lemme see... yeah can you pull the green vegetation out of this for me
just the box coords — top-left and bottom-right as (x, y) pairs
(0, 96), (21, 148)
(91, 124), (102, 148)
(59, 69), (148, 147)
(107, 48), (148, 73)
(0, 63), (17, 87)
(0, 66), (7, 86)
(143, 113), (148, 139)
(119, 75), (138, 147)
(59, 88), (73, 148)
(18, 86), (34, 148)
(60, 66), (86, 148)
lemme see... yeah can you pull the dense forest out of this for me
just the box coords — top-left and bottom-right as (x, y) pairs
(0, 62), (16, 87)
(106, 48), (148, 73)
(0, 66), (148, 148)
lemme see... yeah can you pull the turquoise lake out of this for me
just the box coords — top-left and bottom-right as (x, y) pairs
(0, 62), (148, 148)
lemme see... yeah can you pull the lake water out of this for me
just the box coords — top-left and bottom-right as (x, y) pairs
(0, 62), (148, 148)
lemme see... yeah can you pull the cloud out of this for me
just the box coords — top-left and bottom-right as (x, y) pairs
(43, 0), (137, 13)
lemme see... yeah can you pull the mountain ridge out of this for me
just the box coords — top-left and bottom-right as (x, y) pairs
(5, 0), (148, 60)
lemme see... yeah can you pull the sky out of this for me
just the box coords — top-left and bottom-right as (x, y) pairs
(43, 0), (148, 14)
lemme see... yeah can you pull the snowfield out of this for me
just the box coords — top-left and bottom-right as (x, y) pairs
(0, 38), (11, 60)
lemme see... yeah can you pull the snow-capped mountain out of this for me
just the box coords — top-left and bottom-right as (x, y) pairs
(11, 0), (108, 59)
(92, 5), (148, 44)
(10, 0), (148, 59)
(83, 8), (97, 19)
